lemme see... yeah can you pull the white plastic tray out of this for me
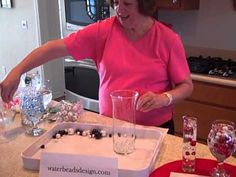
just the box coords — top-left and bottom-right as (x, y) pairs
(21, 122), (166, 177)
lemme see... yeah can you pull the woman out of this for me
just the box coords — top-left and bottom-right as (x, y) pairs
(0, 0), (193, 134)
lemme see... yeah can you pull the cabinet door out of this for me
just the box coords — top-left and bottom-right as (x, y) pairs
(157, 0), (199, 10)
(173, 80), (236, 142)
(156, 0), (181, 9)
(174, 100), (236, 142)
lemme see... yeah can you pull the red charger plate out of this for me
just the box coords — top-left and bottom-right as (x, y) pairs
(150, 158), (236, 177)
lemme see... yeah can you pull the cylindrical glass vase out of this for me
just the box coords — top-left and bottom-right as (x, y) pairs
(182, 116), (197, 173)
(110, 90), (138, 155)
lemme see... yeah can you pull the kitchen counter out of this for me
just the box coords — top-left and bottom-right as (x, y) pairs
(1, 111), (236, 177)
(191, 74), (236, 88)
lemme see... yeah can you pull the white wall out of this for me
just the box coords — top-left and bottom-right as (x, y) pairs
(158, 0), (236, 58)
(0, 0), (65, 98)
(0, 0), (39, 80)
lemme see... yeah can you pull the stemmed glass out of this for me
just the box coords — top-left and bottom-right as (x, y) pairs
(20, 87), (45, 136)
(207, 120), (236, 177)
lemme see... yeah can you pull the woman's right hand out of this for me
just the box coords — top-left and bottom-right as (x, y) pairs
(0, 68), (21, 103)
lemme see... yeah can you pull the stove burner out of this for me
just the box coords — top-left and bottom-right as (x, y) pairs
(187, 56), (236, 79)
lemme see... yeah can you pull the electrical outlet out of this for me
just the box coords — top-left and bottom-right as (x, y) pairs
(21, 20), (28, 30)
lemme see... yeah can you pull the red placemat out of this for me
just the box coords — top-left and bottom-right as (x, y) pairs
(150, 158), (236, 177)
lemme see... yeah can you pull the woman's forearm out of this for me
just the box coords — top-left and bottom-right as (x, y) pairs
(136, 76), (193, 112)
(13, 39), (68, 76)
(166, 76), (193, 105)
(0, 39), (69, 102)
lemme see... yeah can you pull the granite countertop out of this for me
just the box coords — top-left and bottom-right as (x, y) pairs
(0, 111), (236, 177)
(191, 74), (236, 88)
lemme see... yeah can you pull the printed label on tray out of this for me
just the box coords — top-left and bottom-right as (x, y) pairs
(39, 152), (118, 177)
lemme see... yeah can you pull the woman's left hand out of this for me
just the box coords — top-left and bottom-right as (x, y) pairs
(136, 91), (167, 112)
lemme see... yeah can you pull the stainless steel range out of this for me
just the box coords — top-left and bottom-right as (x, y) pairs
(64, 59), (99, 113)
(187, 56), (236, 79)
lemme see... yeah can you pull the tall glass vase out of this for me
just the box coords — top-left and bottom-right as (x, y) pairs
(110, 90), (139, 155)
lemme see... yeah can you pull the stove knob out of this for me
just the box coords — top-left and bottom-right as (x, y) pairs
(223, 72), (229, 77)
(209, 70), (215, 75)
(228, 70), (234, 75)
(218, 69), (224, 75)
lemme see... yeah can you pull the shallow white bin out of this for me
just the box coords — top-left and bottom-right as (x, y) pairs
(21, 122), (166, 177)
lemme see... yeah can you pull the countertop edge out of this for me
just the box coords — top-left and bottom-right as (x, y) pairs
(191, 74), (236, 88)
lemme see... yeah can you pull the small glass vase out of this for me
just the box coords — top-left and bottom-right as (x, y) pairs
(0, 97), (16, 143)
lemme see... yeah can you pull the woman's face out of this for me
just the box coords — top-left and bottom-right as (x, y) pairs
(114, 0), (144, 29)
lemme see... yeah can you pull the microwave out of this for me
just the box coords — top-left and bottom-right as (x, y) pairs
(64, 0), (110, 31)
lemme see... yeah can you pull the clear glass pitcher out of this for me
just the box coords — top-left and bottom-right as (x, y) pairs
(110, 90), (139, 155)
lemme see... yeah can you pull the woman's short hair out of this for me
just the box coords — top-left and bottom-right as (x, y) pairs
(106, 0), (158, 16)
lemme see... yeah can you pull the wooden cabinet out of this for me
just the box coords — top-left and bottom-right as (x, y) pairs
(173, 80), (236, 142)
(156, 0), (199, 10)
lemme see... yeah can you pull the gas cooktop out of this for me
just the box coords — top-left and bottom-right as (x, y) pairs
(187, 56), (236, 79)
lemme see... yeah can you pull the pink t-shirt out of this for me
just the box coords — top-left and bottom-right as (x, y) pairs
(64, 16), (190, 126)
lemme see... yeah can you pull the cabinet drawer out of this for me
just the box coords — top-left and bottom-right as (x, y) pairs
(189, 81), (236, 109)
(174, 100), (236, 141)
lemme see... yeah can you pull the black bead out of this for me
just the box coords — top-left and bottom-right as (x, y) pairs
(94, 132), (102, 139)
(75, 129), (83, 135)
(40, 144), (45, 149)
(91, 128), (100, 135)
(58, 130), (65, 136)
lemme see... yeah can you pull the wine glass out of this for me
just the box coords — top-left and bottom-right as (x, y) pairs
(207, 120), (236, 177)
(20, 87), (45, 136)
